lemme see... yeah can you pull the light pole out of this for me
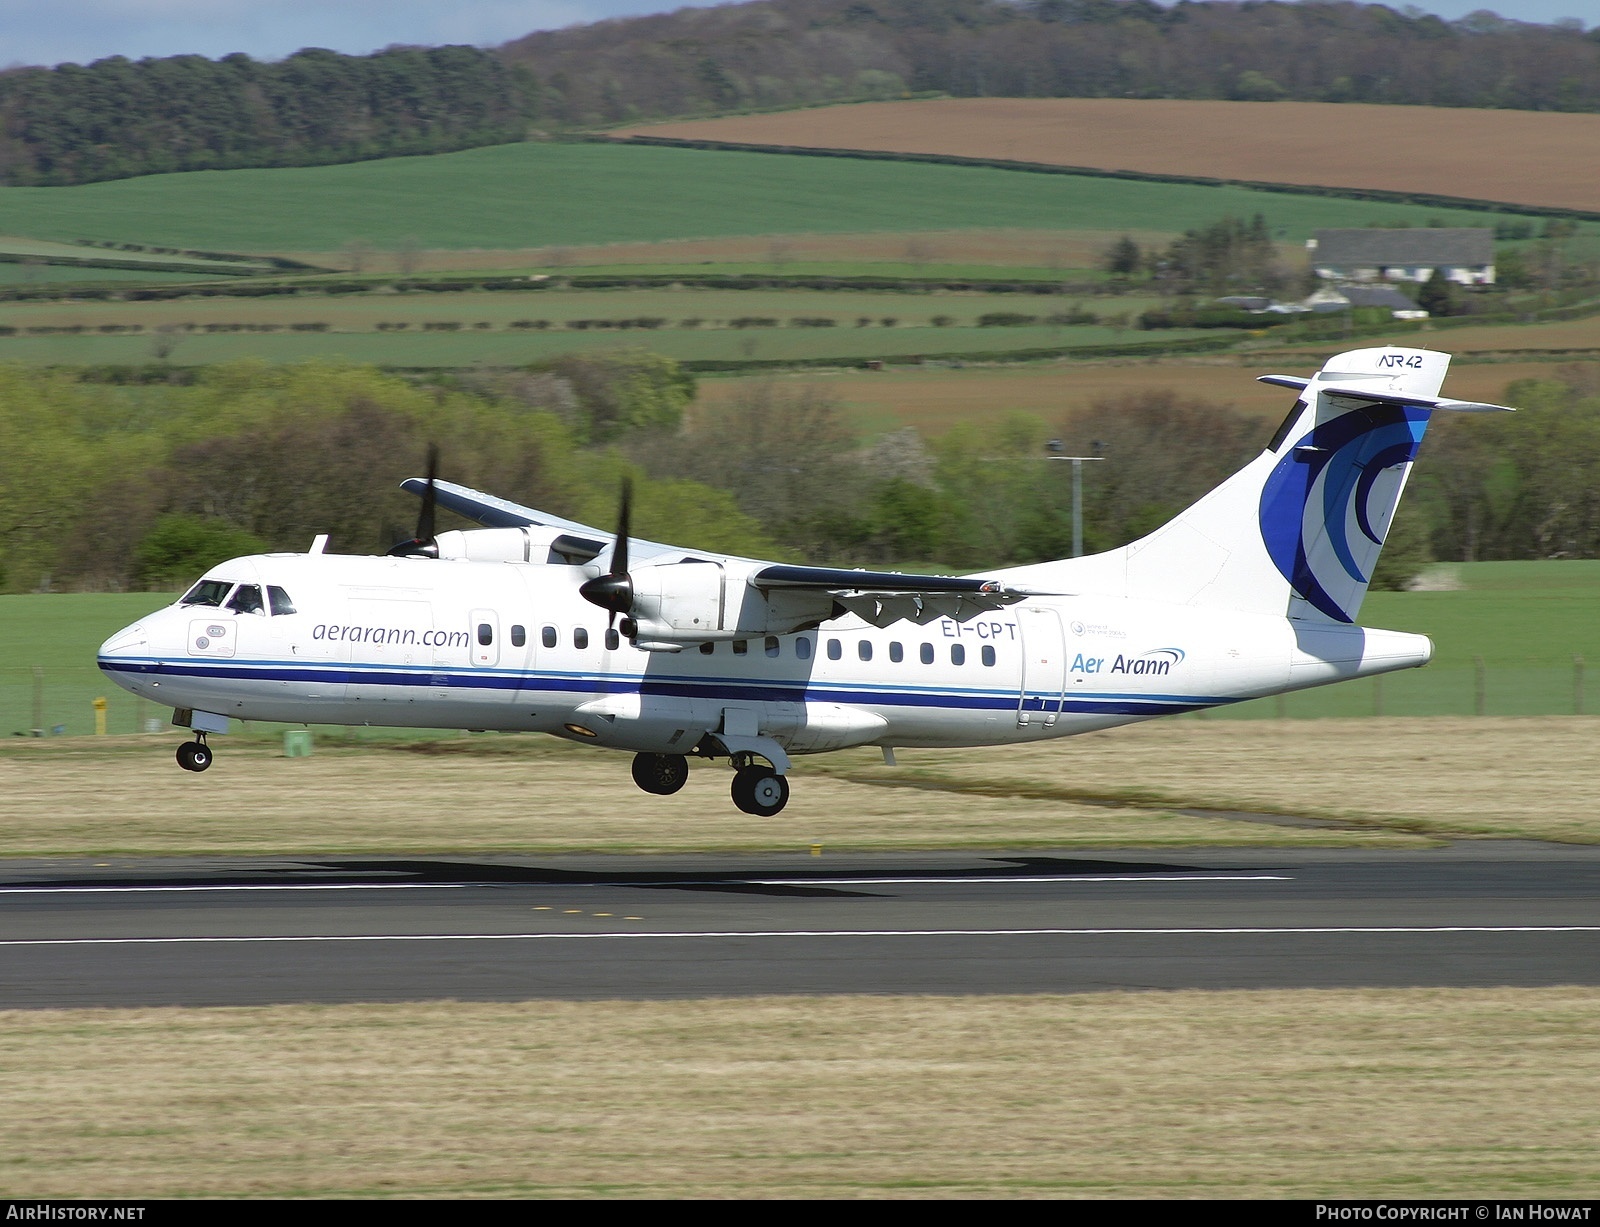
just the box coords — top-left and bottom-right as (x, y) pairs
(1045, 439), (1105, 558)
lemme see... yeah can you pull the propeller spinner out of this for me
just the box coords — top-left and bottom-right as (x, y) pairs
(388, 444), (441, 557)
(578, 477), (634, 626)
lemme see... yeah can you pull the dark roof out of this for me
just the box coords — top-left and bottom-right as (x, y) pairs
(1313, 229), (1494, 267)
(1337, 285), (1418, 309)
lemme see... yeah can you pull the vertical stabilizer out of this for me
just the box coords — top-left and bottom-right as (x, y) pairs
(995, 347), (1500, 624)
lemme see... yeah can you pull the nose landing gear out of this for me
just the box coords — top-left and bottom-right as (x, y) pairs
(176, 736), (213, 773)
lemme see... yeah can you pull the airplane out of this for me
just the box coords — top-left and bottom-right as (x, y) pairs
(97, 346), (1513, 815)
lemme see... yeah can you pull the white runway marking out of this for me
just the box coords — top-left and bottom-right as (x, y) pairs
(0, 884), (467, 894)
(750, 874), (1292, 886)
(3, 925), (1596, 947)
(0, 874), (1281, 896)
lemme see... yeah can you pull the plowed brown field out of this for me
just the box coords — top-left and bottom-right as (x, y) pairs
(615, 99), (1600, 213)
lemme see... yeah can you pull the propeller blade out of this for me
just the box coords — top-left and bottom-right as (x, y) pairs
(388, 443), (442, 557)
(578, 477), (634, 626)
(417, 443), (438, 543)
(611, 476), (631, 578)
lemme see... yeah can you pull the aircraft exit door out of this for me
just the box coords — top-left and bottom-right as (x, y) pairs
(1017, 606), (1067, 727)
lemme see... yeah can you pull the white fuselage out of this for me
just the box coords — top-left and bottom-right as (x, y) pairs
(98, 551), (1432, 757)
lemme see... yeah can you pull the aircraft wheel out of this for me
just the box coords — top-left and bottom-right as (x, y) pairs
(631, 752), (689, 796)
(176, 741), (213, 772)
(731, 767), (789, 816)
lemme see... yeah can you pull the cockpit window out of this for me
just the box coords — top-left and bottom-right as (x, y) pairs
(267, 586), (297, 616)
(227, 584), (265, 615)
(179, 579), (233, 608)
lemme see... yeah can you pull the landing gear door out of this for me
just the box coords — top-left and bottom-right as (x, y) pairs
(1017, 606), (1067, 727)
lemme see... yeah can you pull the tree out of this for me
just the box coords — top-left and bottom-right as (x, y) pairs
(1102, 235), (1141, 278)
(1416, 269), (1460, 317)
(132, 514), (268, 590)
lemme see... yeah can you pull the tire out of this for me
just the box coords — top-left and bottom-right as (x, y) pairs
(631, 752), (689, 796)
(731, 767), (789, 816)
(175, 741), (211, 772)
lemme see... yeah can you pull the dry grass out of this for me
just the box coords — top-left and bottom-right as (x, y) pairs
(618, 99), (1600, 213)
(4, 717), (1598, 857)
(2, 989), (1596, 1197)
(698, 356), (1580, 437)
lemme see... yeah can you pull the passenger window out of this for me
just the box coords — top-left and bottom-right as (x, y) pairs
(920, 643), (934, 665)
(511, 625), (526, 648)
(605, 628), (619, 651)
(542, 626), (557, 648)
(267, 586), (297, 616)
(827, 639), (842, 661)
(732, 640), (748, 656)
(765, 636), (781, 658)
(889, 642), (903, 663)
(699, 642), (715, 655)
(573, 628), (588, 649)
(477, 623), (493, 646)
(858, 640), (872, 662)
(227, 584), (264, 615)
(951, 644), (965, 666)
(982, 645), (996, 667)
(795, 638), (812, 661)
(179, 579), (232, 608)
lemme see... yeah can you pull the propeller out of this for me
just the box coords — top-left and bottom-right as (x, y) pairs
(388, 444), (441, 557)
(579, 477), (634, 627)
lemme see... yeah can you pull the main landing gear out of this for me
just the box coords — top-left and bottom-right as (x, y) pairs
(627, 751), (791, 815)
(631, 752), (689, 796)
(730, 765), (789, 816)
(175, 736), (213, 773)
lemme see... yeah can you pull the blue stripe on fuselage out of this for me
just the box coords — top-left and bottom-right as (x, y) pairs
(98, 655), (1235, 716)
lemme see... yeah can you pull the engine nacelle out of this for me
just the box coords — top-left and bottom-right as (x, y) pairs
(432, 527), (602, 565)
(627, 560), (834, 647)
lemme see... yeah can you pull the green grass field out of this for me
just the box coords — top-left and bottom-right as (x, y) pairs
(6, 561), (1595, 740)
(1218, 560), (1600, 719)
(0, 142), (1517, 256)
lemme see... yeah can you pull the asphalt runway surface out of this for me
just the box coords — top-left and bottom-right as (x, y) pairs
(2, 843), (1597, 1008)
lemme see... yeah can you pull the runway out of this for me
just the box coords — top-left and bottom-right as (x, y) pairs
(2, 843), (1597, 1008)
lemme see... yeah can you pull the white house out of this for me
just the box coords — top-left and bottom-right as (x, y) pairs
(1308, 229), (1495, 286)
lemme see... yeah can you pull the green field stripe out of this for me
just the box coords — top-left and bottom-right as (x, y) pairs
(0, 143), (1523, 254)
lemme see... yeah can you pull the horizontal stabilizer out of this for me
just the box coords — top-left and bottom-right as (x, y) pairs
(1320, 385), (1516, 414)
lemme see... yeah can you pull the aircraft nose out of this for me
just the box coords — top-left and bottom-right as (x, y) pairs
(99, 623), (148, 659)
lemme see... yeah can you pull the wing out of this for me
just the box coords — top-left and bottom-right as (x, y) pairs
(403, 478), (1047, 638)
(750, 563), (1035, 627)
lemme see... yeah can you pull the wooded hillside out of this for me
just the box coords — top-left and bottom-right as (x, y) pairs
(5, 2), (1600, 187)
(0, 45), (534, 186)
(505, 0), (1600, 127)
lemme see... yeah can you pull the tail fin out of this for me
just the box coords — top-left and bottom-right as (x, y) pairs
(996, 347), (1512, 623)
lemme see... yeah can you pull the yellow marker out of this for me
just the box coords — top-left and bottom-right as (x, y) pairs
(810, 843), (823, 857)
(93, 696), (108, 737)
(563, 909), (582, 914)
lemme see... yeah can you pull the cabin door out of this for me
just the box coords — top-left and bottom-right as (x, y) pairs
(1017, 606), (1067, 727)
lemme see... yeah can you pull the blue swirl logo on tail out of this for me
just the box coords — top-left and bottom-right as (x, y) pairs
(1258, 405), (1430, 622)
